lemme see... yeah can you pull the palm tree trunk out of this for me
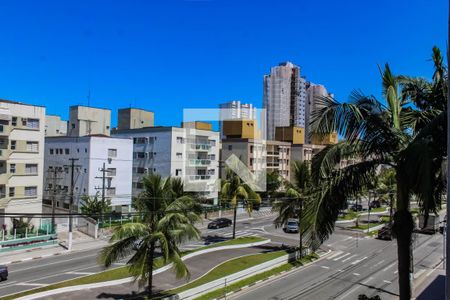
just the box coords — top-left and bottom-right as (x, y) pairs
(298, 199), (303, 258)
(232, 204), (237, 239)
(394, 176), (414, 300)
(148, 240), (155, 297)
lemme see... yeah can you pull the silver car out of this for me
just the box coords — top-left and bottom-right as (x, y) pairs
(283, 219), (299, 233)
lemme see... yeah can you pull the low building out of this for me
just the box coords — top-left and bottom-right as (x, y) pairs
(118, 108), (154, 130)
(112, 126), (220, 203)
(0, 100), (46, 228)
(44, 135), (133, 213)
(45, 115), (68, 137)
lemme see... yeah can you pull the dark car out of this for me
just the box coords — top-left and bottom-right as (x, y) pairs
(369, 200), (381, 209)
(0, 265), (8, 281)
(208, 218), (232, 229)
(351, 204), (363, 212)
(377, 225), (392, 240)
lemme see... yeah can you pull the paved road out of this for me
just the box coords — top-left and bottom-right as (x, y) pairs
(0, 210), (277, 297)
(231, 230), (444, 300)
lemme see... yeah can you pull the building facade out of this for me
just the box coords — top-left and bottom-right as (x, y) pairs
(118, 108), (154, 130)
(68, 105), (111, 137)
(45, 115), (68, 137)
(219, 101), (257, 138)
(44, 135), (133, 212)
(263, 62), (307, 140)
(112, 126), (220, 203)
(0, 100), (46, 228)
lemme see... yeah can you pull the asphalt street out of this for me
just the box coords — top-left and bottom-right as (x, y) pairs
(0, 210), (278, 297)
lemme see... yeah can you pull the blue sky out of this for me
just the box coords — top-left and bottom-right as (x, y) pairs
(0, 0), (446, 126)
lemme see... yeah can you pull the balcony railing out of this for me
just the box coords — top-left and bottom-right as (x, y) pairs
(189, 159), (211, 166)
(191, 144), (212, 151)
(189, 175), (211, 181)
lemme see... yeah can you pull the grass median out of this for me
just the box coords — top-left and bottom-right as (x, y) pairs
(159, 249), (291, 298)
(193, 253), (319, 300)
(0, 236), (267, 300)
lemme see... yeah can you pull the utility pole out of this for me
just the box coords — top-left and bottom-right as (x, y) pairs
(45, 167), (63, 233)
(67, 158), (79, 251)
(95, 162), (110, 221)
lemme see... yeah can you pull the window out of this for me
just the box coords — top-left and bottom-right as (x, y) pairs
(209, 140), (216, 146)
(77, 148), (80, 153)
(107, 168), (116, 176)
(108, 148), (117, 157)
(71, 123), (75, 129)
(134, 137), (147, 144)
(136, 182), (144, 189)
(25, 186), (37, 196)
(85, 148), (88, 153)
(84, 168), (87, 173)
(136, 167), (146, 174)
(65, 148), (70, 155)
(26, 142), (39, 152)
(9, 164), (16, 174)
(176, 152), (183, 159)
(176, 169), (182, 176)
(26, 118), (40, 129)
(25, 164), (38, 174)
(228, 145), (232, 151)
(64, 167), (69, 174)
(176, 137), (184, 144)
(11, 117), (17, 126)
(9, 187), (15, 197)
(50, 148), (54, 155)
(134, 152), (145, 159)
(10, 140), (16, 150)
(208, 154), (216, 160)
(250, 146), (254, 154)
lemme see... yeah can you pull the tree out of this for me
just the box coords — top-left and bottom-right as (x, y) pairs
(99, 174), (201, 297)
(262, 171), (282, 200)
(221, 169), (261, 239)
(80, 193), (111, 221)
(303, 48), (446, 300)
(273, 161), (311, 255)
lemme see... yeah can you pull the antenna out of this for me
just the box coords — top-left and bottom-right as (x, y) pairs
(87, 88), (91, 107)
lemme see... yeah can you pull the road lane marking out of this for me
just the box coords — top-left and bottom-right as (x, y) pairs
(374, 259), (385, 267)
(16, 283), (48, 287)
(353, 273), (360, 276)
(394, 270), (398, 274)
(351, 256), (367, 265)
(320, 266), (330, 269)
(333, 253), (351, 261)
(327, 251), (344, 260)
(383, 280), (392, 284)
(337, 277), (373, 300)
(342, 254), (358, 263)
(382, 262), (396, 272)
(0, 281), (18, 290)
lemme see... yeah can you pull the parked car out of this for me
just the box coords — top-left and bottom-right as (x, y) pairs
(377, 225), (392, 240)
(0, 265), (8, 281)
(351, 204), (363, 212)
(207, 218), (232, 229)
(440, 215), (447, 234)
(283, 219), (299, 233)
(418, 214), (440, 234)
(369, 200), (381, 209)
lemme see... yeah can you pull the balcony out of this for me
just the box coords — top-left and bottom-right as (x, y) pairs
(191, 144), (211, 151)
(0, 124), (11, 136)
(189, 159), (211, 166)
(189, 175), (211, 181)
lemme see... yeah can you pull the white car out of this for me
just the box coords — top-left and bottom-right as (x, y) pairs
(283, 219), (299, 233)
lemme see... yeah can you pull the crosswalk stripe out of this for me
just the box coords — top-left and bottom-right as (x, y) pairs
(342, 254), (358, 263)
(333, 253), (351, 261)
(351, 256), (368, 265)
(327, 250), (344, 260)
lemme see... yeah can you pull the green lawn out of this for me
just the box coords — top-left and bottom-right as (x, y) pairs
(160, 250), (290, 297)
(194, 253), (319, 300)
(0, 236), (268, 300)
(369, 207), (388, 213)
(350, 222), (385, 230)
(337, 211), (358, 221)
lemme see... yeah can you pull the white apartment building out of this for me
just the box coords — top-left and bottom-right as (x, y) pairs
(45, 115), (68, 136)
(112, 126), (220, 203)
(263, 62), (307, 140)
(219, 101), (257, 138)
(305, 82), (334, 143)
(0, 100), (45, 228)
(44, 135), (133, 212)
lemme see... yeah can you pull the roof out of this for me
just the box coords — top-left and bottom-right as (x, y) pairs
(70, 105), (111, 111)
(0, 98), (46, 108)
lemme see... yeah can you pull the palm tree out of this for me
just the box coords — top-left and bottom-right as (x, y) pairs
(221, 169), (261, 239)
(99, 174), (201, 297)
(273, 161), (311, 256)
(304, 49), (446, 300)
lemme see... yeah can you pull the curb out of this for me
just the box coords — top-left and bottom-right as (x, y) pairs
(11, 239), (272, 300)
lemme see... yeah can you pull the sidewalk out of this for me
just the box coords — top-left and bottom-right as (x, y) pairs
(414, 263), (445, 300)
(0, 237), (108, 265)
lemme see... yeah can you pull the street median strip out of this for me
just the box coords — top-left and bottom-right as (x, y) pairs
(0, 236), (269, 300)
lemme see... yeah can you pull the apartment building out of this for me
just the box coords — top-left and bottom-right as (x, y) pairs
(263, 62), (307, 140)
(44, 135), (133, 212)
(118, 108), (154, 130)
(112, 124), (220, 203)
(219, 101), (257, 138)
(0, 100), (45, 228)
(305, 82), (338, 145)
(68, 105), (111, 137)
(45, 115), (68, 137)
